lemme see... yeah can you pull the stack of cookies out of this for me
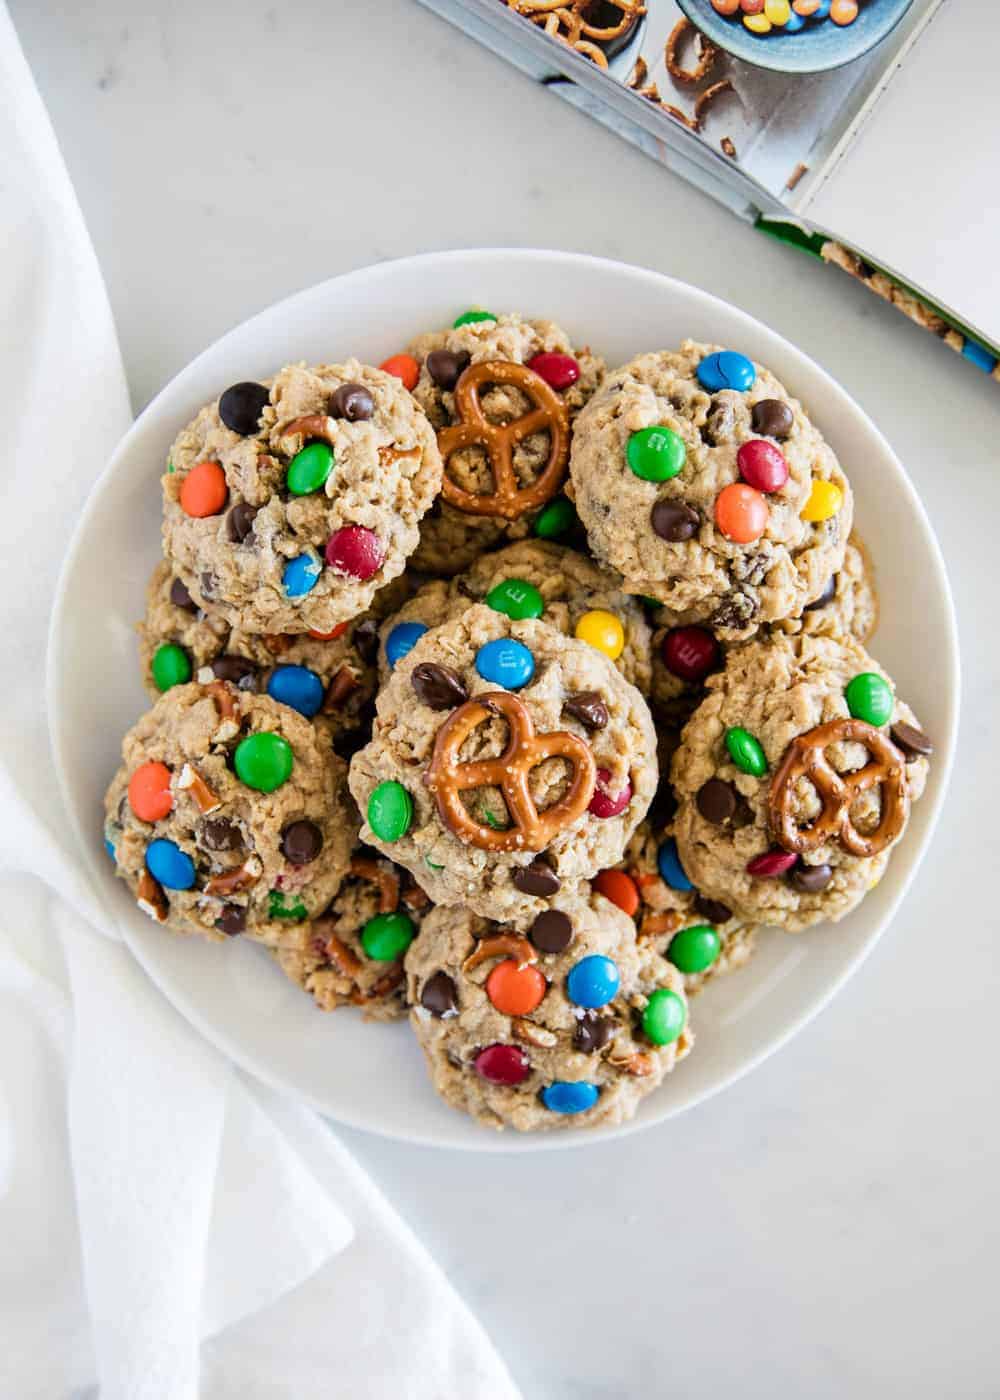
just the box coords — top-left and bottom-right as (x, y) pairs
(104, 313), (932, 1133)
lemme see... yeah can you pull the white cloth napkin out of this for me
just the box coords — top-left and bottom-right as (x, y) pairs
(0, 8), (518, 1398)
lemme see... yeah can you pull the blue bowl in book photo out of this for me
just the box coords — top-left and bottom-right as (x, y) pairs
(676, 0), (914, 74)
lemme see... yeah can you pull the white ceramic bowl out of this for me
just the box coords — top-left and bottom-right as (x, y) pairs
(47, 249), (958, 1152)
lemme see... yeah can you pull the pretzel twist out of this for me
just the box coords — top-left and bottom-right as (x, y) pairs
(768, 718), (908, 859)
(424, 691), (596, 852)
(437, 361), (570, 520)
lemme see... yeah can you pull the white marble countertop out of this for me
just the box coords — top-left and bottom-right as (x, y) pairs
(13, 1), (998, 1394)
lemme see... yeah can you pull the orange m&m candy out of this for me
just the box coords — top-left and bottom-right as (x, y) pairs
(308, 622), (350, 641)
(593, 868), (640, 918)
(179, 460), (228, 518)
(715, 483), (769, 543)
(128, 761), (174, 823)
(486, 958), (546, 1017)
(379, 354), (420, 391)
(830, 0), (858, 22)
(793, 0), (820, 12)
(711, 0), (741, 12)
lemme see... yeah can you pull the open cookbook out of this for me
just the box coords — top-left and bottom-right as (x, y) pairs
(419, 0), (998, 384)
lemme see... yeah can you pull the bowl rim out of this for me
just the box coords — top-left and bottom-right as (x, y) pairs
(46, 246), (960, 1153)
(674, 0), (916, 75)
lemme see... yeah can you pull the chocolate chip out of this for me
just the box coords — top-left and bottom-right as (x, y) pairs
(790, 862), (832, 894)
(696, 778), (737, 825)
(711, 592), (758, 631)
(573, 1012), (615, 1053)
(219, 381), (270, 436)
(280, 819), (324, 865)
(169, 576), (198, 613)
(352, 618), (379, 665)
(421, 970), (458, 1018)
(200, 818), (242, 851)
(731, 798), (754, 831)
(215, 904), (247, 936)
(425, 349), (470, 391)
(212, 655), (258, 689)
(651, 499), (699, 542)
(563, 691), (609, 730)
(411, 661), (468, 711)
(329, 382), (375, 422)
(804, 575), (836, 611)
(750, 398), (794, 440)
(890, 722), (933, 760)
(227, 502), (258, 543)
(512, 860), (561, 897)
(530, 909), (573, 954)
(694, 895), (733, 924)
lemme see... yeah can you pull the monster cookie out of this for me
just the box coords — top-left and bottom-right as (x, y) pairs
(348, 604), (657, 920)
(273, 839), (432, 1020)
(161, 360), (442, 633)
(568, 341), (853, 637)
(405, 892), (692, 1131)
(396, 312), (603, 574)
(650, 530), (878, 721)
(138, 560), (403, 747)
(598, 819), (758, 997)
(671, 633), (931, 931)
(104, 681), (353, 944)
(378, 540), (653, 693)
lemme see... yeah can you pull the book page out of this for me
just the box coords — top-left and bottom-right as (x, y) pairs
(801, 0), (999, 345)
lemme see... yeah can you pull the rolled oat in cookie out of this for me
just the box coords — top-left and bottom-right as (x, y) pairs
(404, 313), (604, 574)
(273, 835), (432, 1021)
(568, 341), (853, 638)
(348, 603), (657, 922)
(378, 539), (653, 694)
(671, 632), (930, 932)
(104, 681), (352, 945)
(138, 560), (408, 750)
(161, 361), (442, 634)
(405, 890), (692, 1132)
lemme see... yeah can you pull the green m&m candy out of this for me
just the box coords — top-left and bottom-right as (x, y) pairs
(486, 577), (544, 621)
(642, 987), (687, 1046)
(234, 732), (293, 793)
(151, 643), (191, 692)
(368, 781), (413, 843)
(268, 890), (307, 921)
(626, 426), (686, 482)
(725, 726), (767, 777)
(667, 924), (720, 975)
(453, 309), (495, 328)
(361, 911), (416, 961)
(845, 672), (893, 727)
(534, 496), (577, 540)
(286, 441), (334, 496)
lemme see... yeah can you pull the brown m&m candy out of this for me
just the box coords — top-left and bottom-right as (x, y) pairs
(750, 398), (793, 440)
(651, 499), (700, 542)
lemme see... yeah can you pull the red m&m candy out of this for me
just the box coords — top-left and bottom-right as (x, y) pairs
(736, 440), (789, 494)
(588, 768), (632, 820)
(662, 626), (719, 682)
(325, 526), (384, 580)
(379, 354), (420, 391)
(527, 352), (580, 391)
(474, 1044), (530, 1085)
(746, 849), (798, 878)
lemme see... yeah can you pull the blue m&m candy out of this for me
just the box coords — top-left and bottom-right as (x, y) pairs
(696, 351), (756, 394)
(814, 0), (831, 15)
(566, 953), (620, 1009)
(784, 9), (806, 28)
(104, 836), (116, 862)
(386, 621), (428, 669)
(542, 1081), (600, 1115)
(283, 554), (322, 598)
(267, 664), (325, 718)
(475, 639), (535, 690)
(657, 838), (693, 892)
(145, 838), (196, 890)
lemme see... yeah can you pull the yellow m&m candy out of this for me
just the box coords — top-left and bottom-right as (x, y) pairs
(743, 12), (772, 30)
(575, 609), (625, 661)
(764, 0), (791, 23)
(801, 479), (844, 522)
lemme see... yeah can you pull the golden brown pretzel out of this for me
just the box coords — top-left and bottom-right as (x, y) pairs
(424, 691), (596, 852)
(436, 360), (570, 520)
(768, 718), (908, 859)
